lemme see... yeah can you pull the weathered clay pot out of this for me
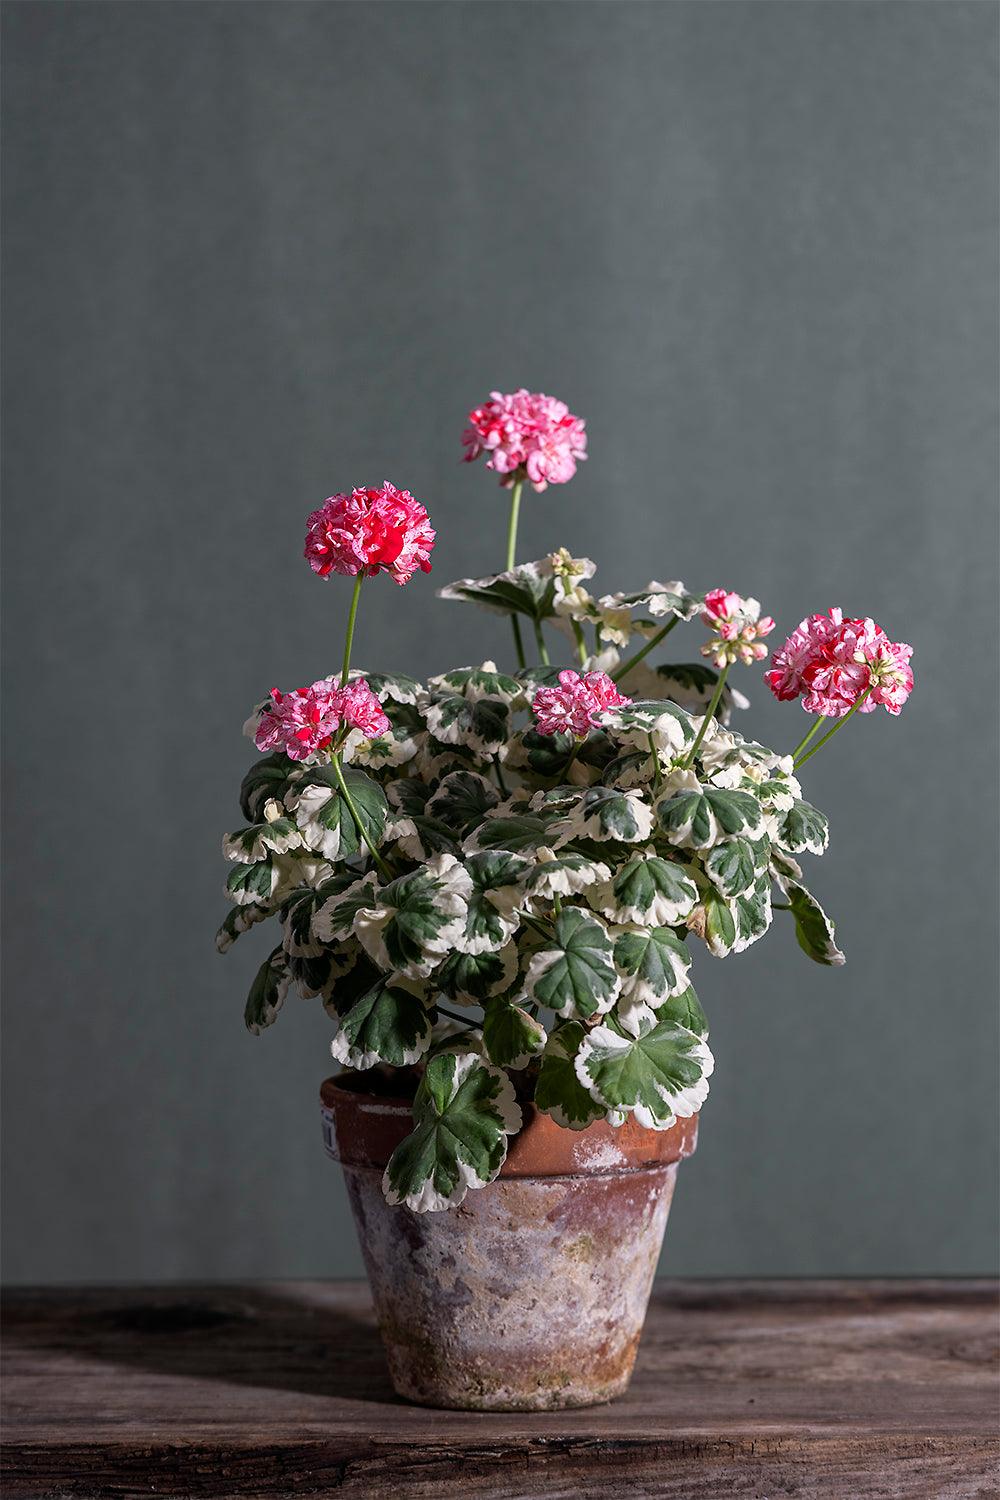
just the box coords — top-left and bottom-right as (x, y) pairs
(320, 1072), (698, 1411)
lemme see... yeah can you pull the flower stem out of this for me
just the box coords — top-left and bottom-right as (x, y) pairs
(436, 1003), (483, 1031)
(330, 752), (393, 879)
(648, 734), (663, 792)
(532, 615), (551, 666)
(790, 716), (825, 762)
(340, 572), (364, 687)
(682, 664), (730, 768)
(505, 478), (527, 670)
(611, 616), (679, 684)
(793, 690), (871, 769)
(571, 619), (588, 666)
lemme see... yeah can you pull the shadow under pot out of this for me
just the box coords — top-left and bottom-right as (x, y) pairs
(320, 1071), (698, 1412)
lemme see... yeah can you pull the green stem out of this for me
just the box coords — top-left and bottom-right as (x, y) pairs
(505, 478), (527, 670)
(493, 757), (509, 796)
(611, 616), (679, 684)
(682, 664), (730, 768)
(793, 690), (872, 770)
(533, 615), (551, 666)
(571, 618), (588, 667)
(553, 892), (563, 917)
(561, 740), (582, 780)
(340, 572), (364, 687)
(330, 753), (393, 879)
(648, 734), (663, 792)
(436, 1003), (482, 1030)
(790, 716), (824, 762)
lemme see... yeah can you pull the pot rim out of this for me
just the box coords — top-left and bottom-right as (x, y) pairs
(320, 1071), (698, 1178)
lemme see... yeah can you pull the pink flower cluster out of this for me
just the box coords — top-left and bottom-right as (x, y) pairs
(532, 670), (631, 738)
(462, 389), (587, 492)
(766, 610), (913, 718)
(254, 678), (390, 761)
(304, 483), (435, 586)
(701, 589), (775, 669)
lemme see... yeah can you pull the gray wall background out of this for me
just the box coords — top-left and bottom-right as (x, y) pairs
(3, 0), (997, 1284)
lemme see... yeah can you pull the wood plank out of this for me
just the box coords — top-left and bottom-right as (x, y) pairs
(3, 1280), (998, 1498)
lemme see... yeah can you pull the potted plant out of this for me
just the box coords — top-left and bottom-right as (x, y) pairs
(219, 389), (913, 1411)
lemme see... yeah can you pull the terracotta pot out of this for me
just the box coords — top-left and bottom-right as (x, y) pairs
(320, 1072), (698, 1411)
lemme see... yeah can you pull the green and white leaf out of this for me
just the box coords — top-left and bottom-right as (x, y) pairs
(434, 942), (518, 1004)
(613, 924), (692, 1008)
(687, 880), (738, 957)
(239, 753), (299, 823)
(354, 853), (472, 979)
(280, 881), (346, 957)
(465, 813), (554, 855)
(552, 786), (654, 846)
(312, 872), (381, 943)
(424, 695), (510, 756)
(534, 1021), (608, 1130)
(454, 850), (532, 955)
(428, 662), (525, 705)
(522, 847), (611, 909)
(779, 879), (845, 966)
(216, 902), (270, 953)
(350, 669), (423, 706)
(226, 857), (277, 907)
(704, 836), (758, 900)
(732, 872), (773, 953)
(330, 976), (432, 1070)
(383, 813), (461, 861)
(777, 798), (830, 856)
(222, 811), (301, 864)
(382, 1050), (522, 1212)
(655, 983), (709, 1038)
(482, 997), (547, 1069)
(287, 767), (388, 861)
(602, 699), (695, 755)
(437, 559), (561, 622)
(656, 775), (761, 850)
(620, 661), (748, 720)
(287, 945), (357, 1000)
(425, 770), (499, 833)
(244, 947), (291, 1034)
(599, 579), (703, 623)
(575, 1006), (714, 1130)
(524, 907), (620, 1020)
(588, 852), (698, 926)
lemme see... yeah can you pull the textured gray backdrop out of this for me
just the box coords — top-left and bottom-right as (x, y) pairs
(3, 1), (997, 1283)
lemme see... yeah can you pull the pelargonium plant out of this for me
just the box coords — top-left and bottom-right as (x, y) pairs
(220, 392), (913, 1214)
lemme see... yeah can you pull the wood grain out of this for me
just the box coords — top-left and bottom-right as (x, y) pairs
(3, 1279), (998, 1498)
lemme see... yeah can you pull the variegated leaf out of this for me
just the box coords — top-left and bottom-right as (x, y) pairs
(613, 924), (692, 1007)
(330, 977), (432, 1070)
(588, 852), (699, 926)
(434, 943), (519, 1004)
(552, 786), (654, 845)
(244, 947), (291, 1034)
(482, 997), (547, 1069)
(656, 778), (761, 850)
(779, 879), (845, 966)
(354, 854), (472, 979)
(575, 1006), (714, 1131)
(382, 1050), (522, 1212)
(524, 907), (620, 1019)
(534, 1021), (608, 1130)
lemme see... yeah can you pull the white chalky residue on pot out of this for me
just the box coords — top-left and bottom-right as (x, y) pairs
(571, 1137), (628, 1170)
(342, 1161), (679, 1411)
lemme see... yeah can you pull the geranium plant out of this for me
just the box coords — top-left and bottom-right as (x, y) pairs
(220, 392), (913, 1214)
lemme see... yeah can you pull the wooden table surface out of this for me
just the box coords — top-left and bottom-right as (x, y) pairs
(2, 1279), (997, 1499)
